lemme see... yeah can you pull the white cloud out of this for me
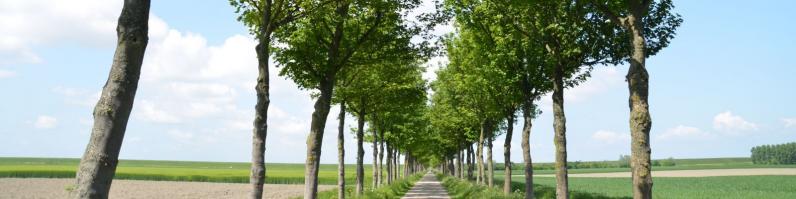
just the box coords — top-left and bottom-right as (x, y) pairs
(52, 86), (100, 107)
(783, 118), (796, 128)
(657, 125), (710, 140)
(0, 70), (15, 78)
(0, 0), (122, 66)
(34, 115), (58, 129)
(539, 67), (623, 110)
(136, 100), (181, 123)
(713, 111), (758, 132)
(592, 130), (630, 143)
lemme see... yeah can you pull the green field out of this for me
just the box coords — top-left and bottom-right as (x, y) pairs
(501, 157), (796, 175)
(487, 157), (796, 198)
(0, 157), (380, 185)
(4, 157), (795, 198)
(491, 176), (796, 199)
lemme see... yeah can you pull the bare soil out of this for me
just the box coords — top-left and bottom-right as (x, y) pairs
(0, 178), (333, 199)
(534, 168), (796, 178)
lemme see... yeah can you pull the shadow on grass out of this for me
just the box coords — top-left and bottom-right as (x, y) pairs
(309, 173), (423, 199)
(442, 175), (630, 199)
(506, 180), (631, 199)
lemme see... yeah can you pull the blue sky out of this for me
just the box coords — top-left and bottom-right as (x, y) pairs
(0, 0), (794, 164)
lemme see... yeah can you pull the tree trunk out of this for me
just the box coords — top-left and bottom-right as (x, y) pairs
(477, 122), (486, 185)
(372, 130), (379, 189)
(74, 1), (150, 198)
(304, 77), (336, 199)
(487, 136), (494, 187)
(504, 114), (514, 194)
(337, 101), (346, 199)
(522, 102), (535, 199)
(250, 2), (275, 197)
(459, 149), (465, 179)
(305, 1), (347, 197)
(467, 145), (474, 180)
(386, 144), (392, 184)
(552, 64), (569, 199)
(627, 14), (653, 199)
(356, 106), (365, 195)
(378, 133), (385, 186)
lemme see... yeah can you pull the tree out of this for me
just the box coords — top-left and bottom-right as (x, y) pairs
(273, 0), (421, 197)
(589, 1), (682, 198)
(499, 1), (615, 197)
(229, 0), (317, 197)
(74, 0), (150, 198)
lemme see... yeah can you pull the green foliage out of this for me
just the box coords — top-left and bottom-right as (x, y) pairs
(751, 142), (796, 165)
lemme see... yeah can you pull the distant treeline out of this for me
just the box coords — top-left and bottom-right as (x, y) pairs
(497, 155), (676, 170)
(751, 142), (796, 165)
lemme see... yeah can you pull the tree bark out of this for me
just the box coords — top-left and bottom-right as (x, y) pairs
(250, 36), (271, 199)
(304, 77), (335, 199)
(356, 105), (365, 195)
(487, 136), (494, 187)
(627, 13), (653, 199)
(477, 122), (486, 185)
(378, 132), (385, 186)
(504, 114), (514, 194)
(304, 1), (348, 197)
(337, 101), (346, 199)
(372, 129), (379, 189)
(74, 1), (150, 198)
(386, 144), (393, 184)
(521, 102), (535, 199)
(552, 64), (569, 199)
(467, 145), (474, 180)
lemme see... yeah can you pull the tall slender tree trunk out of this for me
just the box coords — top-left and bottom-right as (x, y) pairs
(487, 136), (494, 187)
(521, 101), (535, 199)
(249, 2), (275, 196)
(386, 144), (392, 184)
(552, 64), (569, 199)
(372, 130), (379, 189)
(304, 78), (336, 199)
(627, 13), (653, 199)
(356, 106), (366, 195)
(459, 149), (465, 179)
(467, 145), (474, 180)
(74, 1), (150, 198)
(504, 114), (514, 194)
(337, 102), (346, 199)
(305, 1), (348, 198)
(477, 122), (486, 185)
(378, 133), (385, 186)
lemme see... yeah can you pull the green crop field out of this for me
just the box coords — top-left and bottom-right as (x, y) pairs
(0, 157), (383, 185)
(499, 157), (796, 175)
(492, 176), (796, 199)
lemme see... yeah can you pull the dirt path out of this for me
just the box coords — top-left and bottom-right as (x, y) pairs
(0, 178), (333, 199)
(531, 168), (796, 178)
(401, 172), (451, 199)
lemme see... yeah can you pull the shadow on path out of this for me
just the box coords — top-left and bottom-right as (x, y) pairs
(402, 172), (451, 199)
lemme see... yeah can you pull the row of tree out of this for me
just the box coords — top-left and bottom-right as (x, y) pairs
(423, 0), (681, 199)
(751, 142), (796, 165)
(70, 0), (681, 199)
(73, 0), (436, 198)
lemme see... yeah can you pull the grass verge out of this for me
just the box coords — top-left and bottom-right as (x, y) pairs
(310, 173), (423, 199)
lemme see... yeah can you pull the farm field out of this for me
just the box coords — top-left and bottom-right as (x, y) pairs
(500, 157), (796, 175)
(0, 157), (378, 185)
(0, 178), (333, 199)
(494, 175), (796, 199)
